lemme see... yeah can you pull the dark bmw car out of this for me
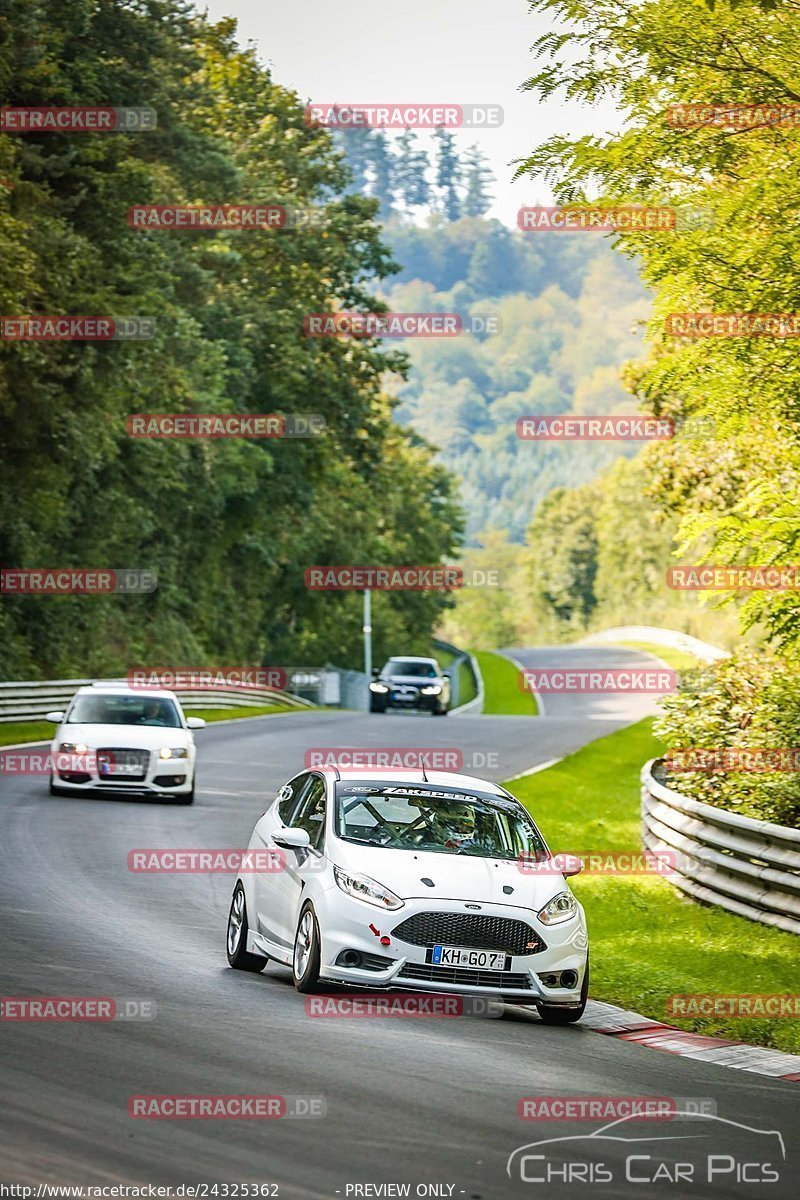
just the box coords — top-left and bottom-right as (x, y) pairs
(369, 656), (451, 716)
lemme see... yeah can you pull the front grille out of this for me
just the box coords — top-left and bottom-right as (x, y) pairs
(392, 911), (545, 956)
(96, 747), (150, 782)
(399, 962), (533, 990)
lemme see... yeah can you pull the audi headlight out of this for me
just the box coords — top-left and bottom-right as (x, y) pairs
(369, 682), (389, 693)
(334, 866), (404, 910)
(420, 684), (441, 695)
(159, 747), (189, 760)
(59, 741), (89, 755)
(537, 891), (578, 926)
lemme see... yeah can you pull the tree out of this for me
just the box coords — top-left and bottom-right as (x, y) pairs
(433, 128), (461, 220)
(393, 130), (430, 210)
(462, 144), (494, 217)
(518, 0), (800, 656)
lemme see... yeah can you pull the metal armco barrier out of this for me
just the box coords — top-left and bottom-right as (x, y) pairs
(0, 677), (315, 722)
(641, 758), (800, 936)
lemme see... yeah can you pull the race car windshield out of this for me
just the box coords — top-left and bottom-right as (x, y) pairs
(384, 660), (438, 677)
(335, 785), (547, 860)
(67, 695), (183, 728)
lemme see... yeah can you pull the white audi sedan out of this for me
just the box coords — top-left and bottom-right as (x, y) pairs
(47, 684), (204, 803)
(226, 768), (589, 1023)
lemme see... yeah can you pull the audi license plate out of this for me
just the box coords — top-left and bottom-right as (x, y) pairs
(430, 945), (510, 970)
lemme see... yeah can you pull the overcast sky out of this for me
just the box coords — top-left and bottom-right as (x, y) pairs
(201, 0), (620, 226)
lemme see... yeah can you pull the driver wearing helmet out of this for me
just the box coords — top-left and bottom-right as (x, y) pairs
(431, 801), (491, 852)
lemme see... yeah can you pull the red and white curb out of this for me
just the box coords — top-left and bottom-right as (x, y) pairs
(582, 999), (800, 1081)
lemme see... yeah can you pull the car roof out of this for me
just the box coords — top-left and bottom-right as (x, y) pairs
(76, 684), (180, 701)
(386, 656), (438, 663)
(319, 767), (506, 796)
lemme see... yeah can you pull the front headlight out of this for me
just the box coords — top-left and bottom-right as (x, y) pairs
(369, 682), (389, 693)
(159, 747), (189, 760)
(334, 866), (404, 910)
(420, 684), (441, 695)
(59, 741), (89, 755)
(537, 891), (578, 926)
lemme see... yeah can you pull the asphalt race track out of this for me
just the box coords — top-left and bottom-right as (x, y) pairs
(0, 647), (797, 1196)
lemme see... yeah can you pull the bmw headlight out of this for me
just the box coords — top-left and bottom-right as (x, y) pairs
(420, 684), (441, 695)
(59, 741), (89, 755)
(537, 891), (578, 926)
(159, 747), (189, 760)
(334, 866), (404, 910)
(369, 682), (389, 693)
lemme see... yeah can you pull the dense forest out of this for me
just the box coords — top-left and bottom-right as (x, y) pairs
(0, 0), (462, 677)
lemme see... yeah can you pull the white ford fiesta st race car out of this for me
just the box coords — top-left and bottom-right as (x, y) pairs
(227, 768), (589, 1023)
(47, 684), (204, 803)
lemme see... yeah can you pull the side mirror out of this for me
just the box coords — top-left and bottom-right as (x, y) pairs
(558, 853), (584, 878)
(45, 711), (66, 723)
(186, 717), (206, 730)
(273, 827), (311, 851)
(371, 667), (381, 677)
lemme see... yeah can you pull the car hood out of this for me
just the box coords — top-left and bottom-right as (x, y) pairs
(332, 843), (565, 910)
(52, 724), (192, 750)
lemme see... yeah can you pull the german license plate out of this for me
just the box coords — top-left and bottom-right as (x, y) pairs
(430, 945), (510, 969)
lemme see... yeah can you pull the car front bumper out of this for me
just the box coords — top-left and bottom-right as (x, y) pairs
(315, 891), (588, 1006)
(50, 746), (193, 796)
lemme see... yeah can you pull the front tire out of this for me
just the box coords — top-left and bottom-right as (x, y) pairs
(226, 883), (267, 972)
(292, 903), (321, 993)
(538, 958), (589, 1025)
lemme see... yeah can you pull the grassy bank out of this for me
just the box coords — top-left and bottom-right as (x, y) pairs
(611, 640), (704, 673)
(507, 719), (800, 1054)
(434, 645), (478, 708)
(473, 650), (538, 715)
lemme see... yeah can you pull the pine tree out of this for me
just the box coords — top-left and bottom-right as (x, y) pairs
(433, 128), (461, 221)
(462, 144), (494, 217)
(394, 131), (431, 211)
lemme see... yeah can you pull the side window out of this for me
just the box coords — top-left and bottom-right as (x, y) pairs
(276, 773), (310, 825)
(292, 777), (327, 850)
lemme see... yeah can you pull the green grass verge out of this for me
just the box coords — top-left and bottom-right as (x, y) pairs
(473, 650), (538, 715)
(0, 703), (303, 745)
(434, 645), (478, 708)
(183, 704), (301, 722)
(613, 640), (702, 673)
(0, 720), (58, 747)
(506, 719), (800, 1054)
